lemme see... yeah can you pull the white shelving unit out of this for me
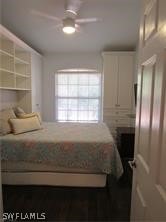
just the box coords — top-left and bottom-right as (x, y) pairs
(0, 25), (42, 114)
(0, 34), (31, 90)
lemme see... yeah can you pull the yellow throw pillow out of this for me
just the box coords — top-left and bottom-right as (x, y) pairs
(18, 112), (42, 124)
(0, 108), (17, 135)
(14, 107), (26, 117)
(10, 116), (42, 135)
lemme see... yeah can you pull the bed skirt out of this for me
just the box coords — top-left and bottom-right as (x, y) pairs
(2, 172), (107, 187)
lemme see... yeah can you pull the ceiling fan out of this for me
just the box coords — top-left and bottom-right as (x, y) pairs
(31, 0), (102, 34)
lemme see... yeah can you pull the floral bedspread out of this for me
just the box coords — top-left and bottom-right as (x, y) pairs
(0, 122), (123, 178)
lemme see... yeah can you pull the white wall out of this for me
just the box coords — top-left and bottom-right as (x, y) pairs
(0, 89), (18, 110)
(31, 53), (43, 114)
(42, 52), (102, 121)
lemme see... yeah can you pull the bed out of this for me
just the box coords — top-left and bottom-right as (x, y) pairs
(0, 122), (123, 187)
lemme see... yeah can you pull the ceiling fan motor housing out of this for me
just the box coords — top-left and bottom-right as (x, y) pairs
(63, 17), (75, 28)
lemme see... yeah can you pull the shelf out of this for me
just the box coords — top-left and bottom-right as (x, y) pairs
(0, 86), (31, 91)
(0, 49), (14, 58)
(15, 48), (31, 64)
(15, 63), (30, 76)
(16, 88), (31, 91)
(0, 70), (15, 89)
(15, 72), (31, 78)
(0, 68), (15, 75)
(0, 35), (14, 56)
(0, 52), (14, 72)
(16, 75), (31, 89)
(0, 69), (30, 79)
(0, 87), (16, 90)
(15, 56), (30, 65)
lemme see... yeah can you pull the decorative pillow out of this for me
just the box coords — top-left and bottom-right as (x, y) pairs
(18, 112), (42, 124)
(14, 107), (26, 117)
(0, 108), (17, 135)
(9, 116), (42, 135)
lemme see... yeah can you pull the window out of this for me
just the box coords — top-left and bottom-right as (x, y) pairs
(55, 72), (101, 122)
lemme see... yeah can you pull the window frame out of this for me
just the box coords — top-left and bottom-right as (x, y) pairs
(55, 71), (102, 123)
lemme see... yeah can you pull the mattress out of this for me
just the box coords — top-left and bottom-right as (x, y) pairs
(1, 122), (123, 178)
(2, 161), (102, 173)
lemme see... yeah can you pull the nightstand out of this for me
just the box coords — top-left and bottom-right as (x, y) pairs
(116, 127), (135, 159)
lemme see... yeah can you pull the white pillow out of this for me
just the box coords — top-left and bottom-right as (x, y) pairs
(10, 116), (42, 135)
(0, 108), (17, 135)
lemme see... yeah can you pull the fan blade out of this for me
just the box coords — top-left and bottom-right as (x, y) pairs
(31, 10), (61, 22)
(76, 18), (102, 24)
(75, 24), (82, 33)
(65, 0), (83, 15)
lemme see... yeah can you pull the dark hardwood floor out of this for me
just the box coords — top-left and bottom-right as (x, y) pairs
(2, 161), (132, 222)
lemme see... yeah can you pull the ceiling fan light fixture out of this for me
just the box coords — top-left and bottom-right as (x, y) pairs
(63, 18), (76, 34)
(63, 26), (76, 34)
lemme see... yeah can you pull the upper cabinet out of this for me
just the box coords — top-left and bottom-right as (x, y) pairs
(102, 52), (135, 110)
(103, 54), (118, 109)
(102, 52), (135, 132)
(0, 25), (42, 114)
(118, 54), (134, 109)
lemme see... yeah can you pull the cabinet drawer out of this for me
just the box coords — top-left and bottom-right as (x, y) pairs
(103, 108), (118, 116)
(104, 108), (133, 117)
(117, 109), (132, 115)
(116, 118), (131, 127)
(104, 116), (131, 127)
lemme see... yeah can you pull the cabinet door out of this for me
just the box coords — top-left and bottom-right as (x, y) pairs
(118, 55), (134, 109)
(31, 53), (42, 113)
(103, 55), (118, 108)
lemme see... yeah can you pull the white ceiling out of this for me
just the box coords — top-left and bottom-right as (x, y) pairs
(2, 0), (141, 54)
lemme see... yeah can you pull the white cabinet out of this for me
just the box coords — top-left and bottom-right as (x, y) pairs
(102, 52), (135, 135)
(103, 54), (118, 108)
(118, 55), (134, 109)
(103, 52), (134, 109)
